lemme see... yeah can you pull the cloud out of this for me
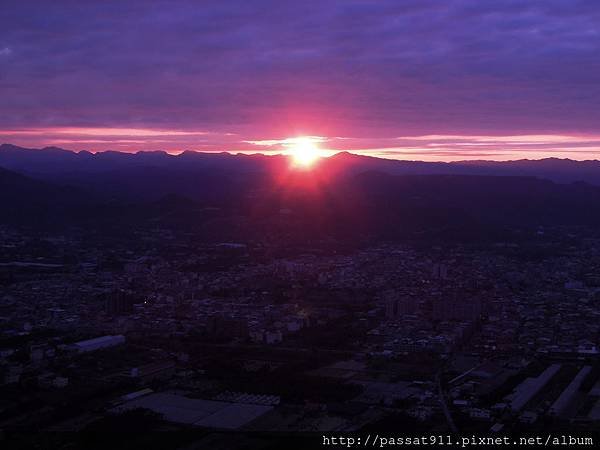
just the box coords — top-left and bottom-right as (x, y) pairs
(1, 1), (600, 159)
(4, 127), (600, 161)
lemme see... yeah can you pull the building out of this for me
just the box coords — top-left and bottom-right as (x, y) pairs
(206, 315), (248, 339)
(549, 366), (592, 417)
(70, 335), (125, 353)
(432, 297), (482, 321)
(505, 364), (561, 412)
(432, 263), (448, 280)
(128, 360), (176, 383)
(385, 295), (418, 319)
(104, 290), (136, 316)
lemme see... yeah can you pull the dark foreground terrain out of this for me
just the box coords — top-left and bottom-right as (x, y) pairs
(2, 146), (600, 448)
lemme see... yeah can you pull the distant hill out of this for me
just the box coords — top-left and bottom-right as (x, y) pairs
(0, 165), (91, 224)
(2, 144), (600, 240)
(3, 144), (600, 190)
(321, 151), (600, 185)
(0, 144), (276, 176)
(250, 170), (600, 239)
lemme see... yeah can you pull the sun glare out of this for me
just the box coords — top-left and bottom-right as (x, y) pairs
(288, 137), (321, 168)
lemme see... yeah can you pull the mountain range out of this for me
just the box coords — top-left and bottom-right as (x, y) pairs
(2, 143), (600, 241)
(3, 143), (600, 189)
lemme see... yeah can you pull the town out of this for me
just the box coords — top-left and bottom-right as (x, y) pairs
(1, 221), (599, 447)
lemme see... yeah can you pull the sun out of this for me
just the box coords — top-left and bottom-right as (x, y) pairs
(288, 137), (321, 168)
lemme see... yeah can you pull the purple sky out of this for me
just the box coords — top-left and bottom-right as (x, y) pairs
(1, 0), (600, 160)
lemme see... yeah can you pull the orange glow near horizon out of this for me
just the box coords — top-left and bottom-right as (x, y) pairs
(3, 127), (600, 162)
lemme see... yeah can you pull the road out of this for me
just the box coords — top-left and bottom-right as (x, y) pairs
(436, 369), (458, 433)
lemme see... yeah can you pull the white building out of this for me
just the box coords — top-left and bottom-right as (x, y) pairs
(71, 335), (125, 353)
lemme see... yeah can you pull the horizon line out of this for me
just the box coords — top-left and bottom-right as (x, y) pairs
(3, 142), (600, 165)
